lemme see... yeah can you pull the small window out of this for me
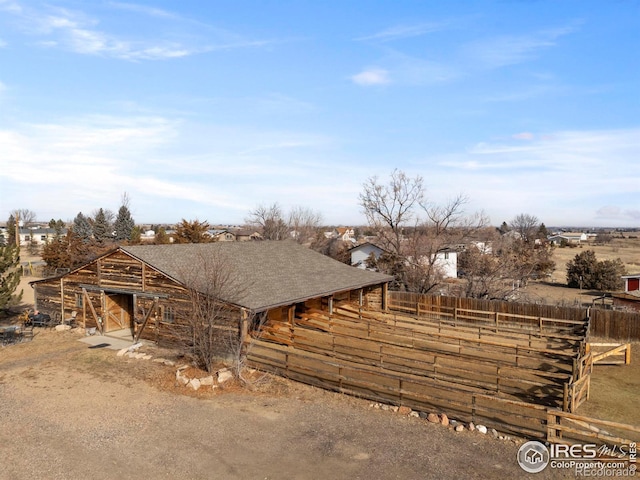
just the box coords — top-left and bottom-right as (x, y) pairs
(41, 235), (47, 241)
(163, 306), (175, 323)
(75, 293), (83, 308)
(444, 252), (449, 259)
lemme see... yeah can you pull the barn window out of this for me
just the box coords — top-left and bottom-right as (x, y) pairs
(75, 293), (83, 308)
(163, 306), (175, 323)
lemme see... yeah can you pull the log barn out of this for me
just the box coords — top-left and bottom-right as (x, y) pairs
(30, 241), (393, 356)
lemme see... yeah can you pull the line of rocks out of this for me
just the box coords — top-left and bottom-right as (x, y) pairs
(114, 342), (234, 391)
(174, 365), (234, 391)
(369, 403), (518, 443)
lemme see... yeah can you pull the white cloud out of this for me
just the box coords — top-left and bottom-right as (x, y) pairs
(351, 68), (390, 86)
(356, 21), (451, 42)
(512, 132), (535, 141)
(1, 2), (269, 61)
(462, 23), (580, 69)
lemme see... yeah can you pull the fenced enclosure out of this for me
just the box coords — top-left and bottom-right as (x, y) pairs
(247, 293), (598, 440)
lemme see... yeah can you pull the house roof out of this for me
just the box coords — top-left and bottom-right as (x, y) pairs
(121, 241), (393, 312)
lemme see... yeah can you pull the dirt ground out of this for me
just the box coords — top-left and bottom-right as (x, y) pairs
(1, 330), (578, 480)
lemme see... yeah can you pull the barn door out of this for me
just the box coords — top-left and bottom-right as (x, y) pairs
(104, 294), (133, 333)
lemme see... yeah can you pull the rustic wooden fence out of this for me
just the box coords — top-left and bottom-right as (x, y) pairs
(547, 410), (640, 447)
(590, 309), (640, 340)
(247, 293), (596, 438)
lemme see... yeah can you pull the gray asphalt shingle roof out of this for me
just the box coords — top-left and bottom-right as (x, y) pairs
(121, 241), (393, 312)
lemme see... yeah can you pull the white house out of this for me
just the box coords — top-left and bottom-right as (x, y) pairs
(548, 232), (588, 245)
(350, 242), (385, 270)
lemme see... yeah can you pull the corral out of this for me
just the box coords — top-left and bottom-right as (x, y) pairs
(247, 293), (639, 446)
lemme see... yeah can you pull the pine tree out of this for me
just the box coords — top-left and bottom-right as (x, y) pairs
(114, 205), (135, 241)
(92, 208), (111, 244)
(0, 245), (23, 310)
(73, 212), (93, 243)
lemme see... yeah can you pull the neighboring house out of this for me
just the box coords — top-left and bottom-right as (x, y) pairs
(334, 227), (356, 242)
(18, 227), (64, 247)
(234, 229), (262, 241)
(548, 232), (588, 245)
(350, 242), (385, 270)
(209, 229), (237, 242)
(350, 242), (458, 279)
(30, 241), (393, 356)
(432, 249), (458, 279)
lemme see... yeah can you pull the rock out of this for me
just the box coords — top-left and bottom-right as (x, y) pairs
(200, 376), (214, 386)
(418, 411), (429, 420)
(427, 413), (439, 423)
(142, 354), (152, 360)
(440, 414), (449, 426)
(128, 342), (143, 351)
(390, 406), (399, 413)
(188, 378), (201, 391)
(490, 428), (498, 438)
(55, 324), (71, 331)
(450, 420), (458, 428)
(476, 425), (488, 434)
(398, 406), (412, 415)
(134, 353), (146, 359)
(176, 374), (189, 386)
(381, 404), (390, 411)
(409, 411), (420, 418)
(116, 348), (128, 357)
(455, 425), (465, 432)
(163, 360), (176, 367)
(217, 368), (234, 384)
(126, 352), (136, 358)
(468, 422), (475, 432)
(152, 358), (166, 363)
(177, 364), (189, 371)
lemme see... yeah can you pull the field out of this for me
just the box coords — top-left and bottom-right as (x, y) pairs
(517, 237), (640, 306)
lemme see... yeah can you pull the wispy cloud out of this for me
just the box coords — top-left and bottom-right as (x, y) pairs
(351, 68), (390, 86)
(356, 21), (451, 42)
(462, 23), (581, 69)
(1, 1), (269, 61)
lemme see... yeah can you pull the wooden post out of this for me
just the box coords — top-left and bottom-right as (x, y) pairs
(625, 343), (631, 365)
(563, 383), (569, 412)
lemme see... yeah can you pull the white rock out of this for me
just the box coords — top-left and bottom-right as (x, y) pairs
(152, 358), (166, 363)
(128, 342), (143, 352)
(142, 354), (152, 360)
(409, 411), (420, 418)
(188, 378), (201, 391)
(163, 360), (176, 367)
(176, 374), (189, 386)
(476, 425), (488, 434)
(217, 369), (233, 384)
(134, 353), (146, 359)
(55, 324), (71, 331)
(200, 376), (214, 386)
(455, 425), (465, 432)
(117, 348), (128, 357)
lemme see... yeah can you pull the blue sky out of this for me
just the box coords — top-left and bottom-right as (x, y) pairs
(0, 1), (638, 228)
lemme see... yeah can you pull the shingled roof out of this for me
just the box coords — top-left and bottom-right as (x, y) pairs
(121, 241), (393, 312)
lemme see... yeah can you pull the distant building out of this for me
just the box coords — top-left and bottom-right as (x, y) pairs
(548, 232), (588, 245)
(612, 273), (640, 312)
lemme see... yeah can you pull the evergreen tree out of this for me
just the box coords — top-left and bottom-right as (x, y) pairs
(174, 219), (211, 243)
(0, 245), (23, 309)
(92, 208), (111, 244)
(114, 205), (135, 241)
(155, 227), (170, 245)
(73, 212), (93, 243)
(566, 250), (626, 291)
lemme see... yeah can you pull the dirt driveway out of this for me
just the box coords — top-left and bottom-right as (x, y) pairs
(0, 330), (577, 480)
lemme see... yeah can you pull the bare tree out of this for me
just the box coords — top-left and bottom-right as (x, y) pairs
(177, 250), (251, 374)
(359, 170), (487, 293)
(288, 206), (323, 244)
(12, 209), (37, 226)
(509, 213), (539, 243)
(246, 203), (290, 240)
(359, 169), (424, 256)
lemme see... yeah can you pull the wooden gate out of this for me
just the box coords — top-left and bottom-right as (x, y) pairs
(104, 294), (133, 333)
